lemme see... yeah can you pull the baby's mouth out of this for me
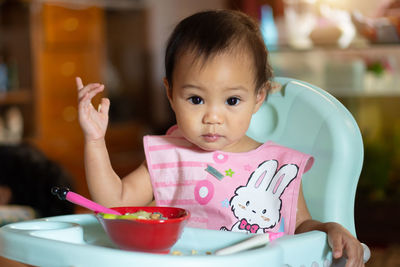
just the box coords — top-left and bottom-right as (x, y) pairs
(202, 134), (221, 142)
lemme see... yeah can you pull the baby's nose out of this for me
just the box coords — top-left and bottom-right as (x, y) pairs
(202, 107), (223, 124)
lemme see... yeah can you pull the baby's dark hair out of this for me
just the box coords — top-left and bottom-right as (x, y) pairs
(0, 143), (75, 217)
(165, 9), (273, 92)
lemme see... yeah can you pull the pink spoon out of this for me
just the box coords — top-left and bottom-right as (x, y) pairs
(51, 186), (121, 215)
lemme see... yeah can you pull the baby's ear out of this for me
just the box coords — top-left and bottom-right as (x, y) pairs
(164, 77), (175, 111)
(163, 77), (173, 100)
(253, 85), (267, 114)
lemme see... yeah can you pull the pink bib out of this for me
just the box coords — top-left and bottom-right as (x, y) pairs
(144, 126), (313, 235)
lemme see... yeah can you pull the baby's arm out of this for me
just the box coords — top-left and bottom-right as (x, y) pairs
(76, 77), (153, 207)
(295, 185), (364, 267)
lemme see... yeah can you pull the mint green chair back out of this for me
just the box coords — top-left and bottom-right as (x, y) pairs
(247, 77), (364, 236)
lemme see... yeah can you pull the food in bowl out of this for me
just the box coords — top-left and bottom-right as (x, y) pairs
(99, 210), (167, 220)
(95, 206), (190, 253)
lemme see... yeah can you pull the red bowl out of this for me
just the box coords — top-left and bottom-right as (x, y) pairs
(95, 206), (190, 253)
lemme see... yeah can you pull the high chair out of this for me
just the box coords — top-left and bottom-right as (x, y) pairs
(0, 77), (369, 266)
(248, 77), (363, 236)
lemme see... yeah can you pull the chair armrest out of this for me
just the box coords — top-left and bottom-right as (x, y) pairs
(273, 231), (370, 266)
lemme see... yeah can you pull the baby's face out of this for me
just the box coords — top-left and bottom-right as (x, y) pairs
(167, 51), (266, 152)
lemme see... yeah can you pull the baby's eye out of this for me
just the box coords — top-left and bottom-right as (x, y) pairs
(226, 97), (240, 106)
(188, 96), (203, 105)
(246, 201), (250, 206)
(262, 209), (266, 214)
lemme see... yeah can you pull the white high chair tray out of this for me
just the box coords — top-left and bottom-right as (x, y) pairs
(0, 214), (333, 267)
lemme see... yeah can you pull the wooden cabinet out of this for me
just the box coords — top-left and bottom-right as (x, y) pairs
(0, 0), (149, 199)
(30, 2), (106, 197)
(0, 1), (34, 139)
(42, 5), (104, 46)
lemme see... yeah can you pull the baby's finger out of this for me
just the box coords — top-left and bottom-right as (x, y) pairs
(78, 84), (104, 101)
(330, 236), (343, 259)
(76, 77), (84, 90)
(77, 82), (100, 98)
(78, 91), (93, 111)
(344, 255), (363, 267)
(344, 243), (364, 267)
(80, 89), (100, 111)
(98, 98), (110, 115)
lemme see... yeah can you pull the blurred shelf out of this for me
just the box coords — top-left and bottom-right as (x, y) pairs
(37, 0), (147, 9)
(269, 42), (400, 53)
(270, 42), (400, 98)
(0, 90), (32, 105)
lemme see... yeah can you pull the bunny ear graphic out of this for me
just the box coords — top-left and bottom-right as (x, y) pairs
(247, 160), (278, 189)
(268, 164), (299, 197)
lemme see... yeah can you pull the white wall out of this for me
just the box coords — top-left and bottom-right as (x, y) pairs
(318, 0), (389, 16)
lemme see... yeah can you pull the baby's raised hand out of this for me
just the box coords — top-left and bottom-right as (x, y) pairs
(327, 222), (365, 267)
(76, 77), (110, 142)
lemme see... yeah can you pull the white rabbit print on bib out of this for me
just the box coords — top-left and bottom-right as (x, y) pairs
(144, 126), (314, 235)
(220, 160), (298, 234)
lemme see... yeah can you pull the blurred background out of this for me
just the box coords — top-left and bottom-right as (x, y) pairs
(0, 0), (399, 266)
